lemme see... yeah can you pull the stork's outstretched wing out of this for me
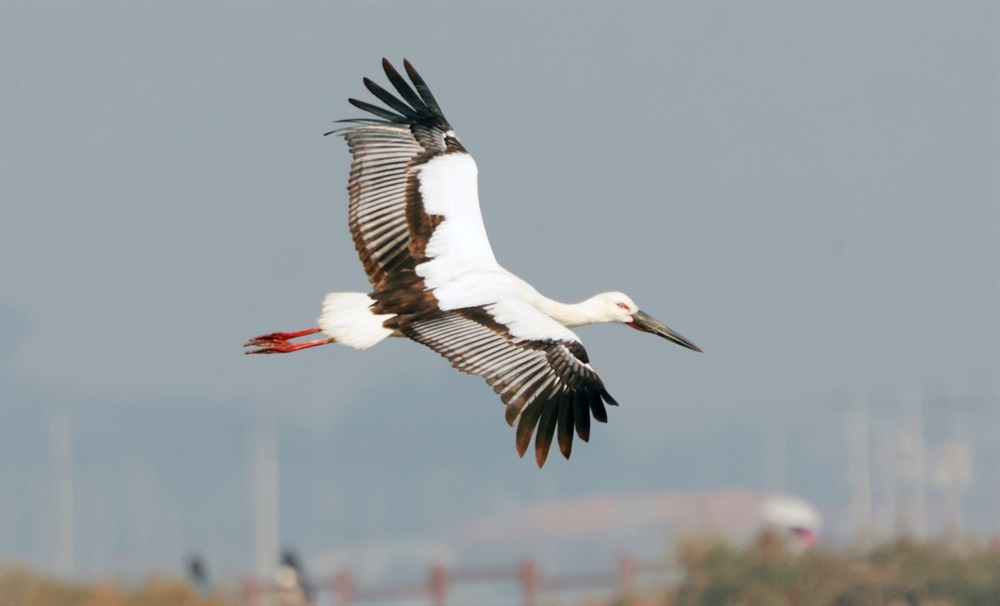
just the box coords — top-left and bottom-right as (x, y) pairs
(398, 300), (618, 467)
(330, 59), (498, 291)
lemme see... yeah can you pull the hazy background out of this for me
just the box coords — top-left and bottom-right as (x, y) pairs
(2, 0), (997, 590)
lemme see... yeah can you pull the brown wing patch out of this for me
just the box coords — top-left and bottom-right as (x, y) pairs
(405, 169), (445, 264)
(370, 269), (439, 319)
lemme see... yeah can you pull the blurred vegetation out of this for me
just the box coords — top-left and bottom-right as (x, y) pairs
(0, 566), (225, 606)
(2, 536), (997, 606)
(612, 533), (1000, 606)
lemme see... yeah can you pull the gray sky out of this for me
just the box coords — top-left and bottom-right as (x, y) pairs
(2, 1), (998, 581)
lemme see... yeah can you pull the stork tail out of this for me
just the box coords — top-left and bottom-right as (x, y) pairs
(317, 292), (396, 350)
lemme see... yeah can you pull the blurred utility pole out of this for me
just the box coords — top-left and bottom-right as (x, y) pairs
(254, 411), (279, 580)
(927, 390), (974, 538)
(872, 428), (897, 543)
(50, 409), (75, 577)
(899, 388), (927, 539)
(847, 394), (872, 547)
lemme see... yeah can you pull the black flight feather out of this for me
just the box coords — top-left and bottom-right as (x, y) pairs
(363, 77), (421, 120)
(403, 59), (446, 119)
(573, 390), (591, 442)
(347, 98), (407, 123)
(516, 402), (544, 458)
(381, 58), (430, 115)
(557, 392), (575, 459)
(534, 401), (560, 467)
(588, 387), (608, 424)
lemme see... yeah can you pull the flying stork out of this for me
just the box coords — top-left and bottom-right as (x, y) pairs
(245, 59), (702, 467)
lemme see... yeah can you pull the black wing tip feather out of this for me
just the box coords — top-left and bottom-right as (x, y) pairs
(515, 403), (543, 459)
(556, 392), (575, 461)
(573, 390), (591, 443)
(344, 58), (449, 127)
(589, 387), (609, 424)
(348, 97), (409, 124)
(519, 386), (614, 468)
(402, 59), (445, 117)
(534, 403), (560, 468)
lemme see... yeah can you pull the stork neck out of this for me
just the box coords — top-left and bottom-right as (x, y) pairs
(533, 295), (600, 328)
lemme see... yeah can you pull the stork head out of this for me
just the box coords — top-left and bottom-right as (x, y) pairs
(591, 291), (703, 352)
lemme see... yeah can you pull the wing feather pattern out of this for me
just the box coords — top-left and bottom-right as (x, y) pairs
(328, 58), (467, 290)
(400, 304), (618, 467)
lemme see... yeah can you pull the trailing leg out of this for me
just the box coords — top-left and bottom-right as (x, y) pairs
(243, 328), (334, 354)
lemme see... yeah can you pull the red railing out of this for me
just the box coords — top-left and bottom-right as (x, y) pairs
(240, 554), (675, 606)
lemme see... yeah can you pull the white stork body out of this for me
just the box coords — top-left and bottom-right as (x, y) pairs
(246, 59), (701, 467)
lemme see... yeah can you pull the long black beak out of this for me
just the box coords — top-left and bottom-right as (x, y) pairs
(629, 310), (703, 353)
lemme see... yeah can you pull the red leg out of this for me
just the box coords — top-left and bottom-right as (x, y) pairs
(243, 328), (334, 355)
(245, 328), (321, 344)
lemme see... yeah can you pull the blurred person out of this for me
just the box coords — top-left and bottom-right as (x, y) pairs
(273, 548), (314, 606)
(186, 554), (213, 597)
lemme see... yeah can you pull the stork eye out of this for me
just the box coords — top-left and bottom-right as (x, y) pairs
(616, 302), (630, 311)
